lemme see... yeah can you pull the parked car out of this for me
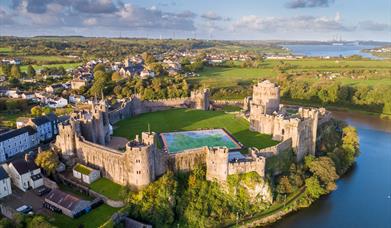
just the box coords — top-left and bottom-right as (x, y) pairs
(34, 186), (51, 196)
(16, 205), (33, 215)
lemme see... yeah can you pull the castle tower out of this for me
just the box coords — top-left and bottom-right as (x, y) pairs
(125, 133), (157, 189)
(55, 119), (78, 159)
(251, 80), (280, 115)
(191, 88), (210, 110)
(206, 147), (229, 182)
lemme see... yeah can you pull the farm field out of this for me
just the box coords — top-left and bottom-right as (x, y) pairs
(113, 109), (278, 150)
(190, 58), (391, 89)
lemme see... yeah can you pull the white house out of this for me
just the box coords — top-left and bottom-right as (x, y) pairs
(21, 92), (35, 100)
(27, 114), (58, 142)
(140, 70), (155, 79)
(48, 97), (68, 108)
(0, 166), (12, 199)
(73, 163), (100, 184)
(6, 157), (43, 191)
(69, 95), (86, 104)
(45, 84), (64, 94)
(0, 126), (39, 162)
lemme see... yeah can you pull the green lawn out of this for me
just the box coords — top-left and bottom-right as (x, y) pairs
(90, 178), (124, 201)
(189, 59), (391, 89)
(113, 109), (278, 149)
(50, 204), (119, 228)
(190, 67), (276, 88)
(23, 55), (76, 62)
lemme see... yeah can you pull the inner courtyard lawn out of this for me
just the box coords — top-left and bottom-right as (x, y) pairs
(113, 109), (278, 149)
(90, 178), (125, 201)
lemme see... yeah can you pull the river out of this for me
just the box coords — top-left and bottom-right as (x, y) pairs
(283, 44), (381, 59)
(270, 111), (391, 228)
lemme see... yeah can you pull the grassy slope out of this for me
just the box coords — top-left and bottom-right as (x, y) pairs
(113, 109), (278, 149)
(191, 59), (391, 89)
(90, 178), (124, 201)
(51, 204), (119, 228)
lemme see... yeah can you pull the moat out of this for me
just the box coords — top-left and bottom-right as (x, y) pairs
(271, 111), (391, 227)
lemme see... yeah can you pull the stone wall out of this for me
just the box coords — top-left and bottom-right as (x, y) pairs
(211, 99), (243, 107)
(250, 138), (292, 158)
(228, 157), (265, 177)
(168, 147), (207, 172)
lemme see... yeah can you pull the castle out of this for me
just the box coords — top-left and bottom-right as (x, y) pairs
(245, 80), (330, 161)
(54, 84), (330, 189)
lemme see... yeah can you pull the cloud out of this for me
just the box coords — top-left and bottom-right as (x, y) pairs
(6, 1), (196, 31)
(232, 14), (354, 32)
(0, 7), (15, 25)
(201, 11), (222, 21)
(358, 20), (390, 31)
(285, 0), (335, 8)
(12, 0), (122, 14)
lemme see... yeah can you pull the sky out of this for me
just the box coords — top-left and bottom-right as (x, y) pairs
(0, 0), (390, 41)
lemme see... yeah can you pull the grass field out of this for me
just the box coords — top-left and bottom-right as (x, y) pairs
(190, 58), (391, 89)
(113, 109), (278, 149)
(50, 204), (119, 228)
(90, 178), (124, 201)
(23, 55), (77, 62)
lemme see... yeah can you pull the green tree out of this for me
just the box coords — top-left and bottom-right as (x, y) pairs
(276, 176), (293, 195)
(305, 156), (339, 191)
(31, 106), (43, 117)
(10, 64), (21, 78)
(93, 63), (105, 73)
(27, 215), (52, 228)
(35, 150), (59, 175)
(27, 65), (36, 78)
(305, 176), (325, 199)
(141, 52), (156, 64)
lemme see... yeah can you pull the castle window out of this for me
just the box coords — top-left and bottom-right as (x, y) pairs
(281, 129), (285, 135)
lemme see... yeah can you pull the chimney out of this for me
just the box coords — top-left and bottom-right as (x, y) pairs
(24, 153), (30, 162)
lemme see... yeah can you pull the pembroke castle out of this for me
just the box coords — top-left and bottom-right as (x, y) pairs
(54, 81), (330, 189)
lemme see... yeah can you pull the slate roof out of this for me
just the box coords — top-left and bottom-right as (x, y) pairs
(31, 116), (50, 126)
(0, 166), (9, 180)
(0, 126), (35, 142)
(10, 158), (40, 175)
(45, 189), (89, 212)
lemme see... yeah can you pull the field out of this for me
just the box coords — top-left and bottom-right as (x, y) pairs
(190, 59), (391, 90)
(50, 204), (119, 228)
(90, 178), (125, 201)
(113, 109), (278, 150)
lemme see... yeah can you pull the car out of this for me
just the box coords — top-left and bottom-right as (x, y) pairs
(16, 205), (33, 214)
(34, 186), (51, 196)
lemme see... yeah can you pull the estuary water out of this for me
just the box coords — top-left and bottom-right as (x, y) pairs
(271, 111), (391, 228)
(283, 44), (380, 59)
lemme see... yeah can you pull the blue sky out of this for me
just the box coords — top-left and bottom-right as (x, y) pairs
(0, 0), (390, 41)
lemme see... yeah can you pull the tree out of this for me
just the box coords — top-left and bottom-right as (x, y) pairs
(141, 52), (156, 64)
(305, 176), (325, 199)
(27, 65), (36, 78)
(35, 150), (59, 175)
(276, 176), (293, 195)
(111, 72), (121, 81)
(10, 64), (21, 78)
(93, 63), (105, 73)
(305, 156), (339, 191)
(31, 106), (43, 117)
(27, 215), (52, 228)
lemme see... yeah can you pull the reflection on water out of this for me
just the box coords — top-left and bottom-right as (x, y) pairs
(269, 111), (391, 228)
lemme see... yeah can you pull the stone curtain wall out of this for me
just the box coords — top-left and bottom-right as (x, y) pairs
(251, 138), (292, 158)
(75, 136), (129, 186)
(211, 100), (244, 107)
(108, 96), (190, 124)
(168, 147), (208, 172)
(228, 157), (266, 177)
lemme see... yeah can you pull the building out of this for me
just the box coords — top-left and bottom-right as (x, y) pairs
(27, 115), (58, 142)
(247, 80), (325, 161)
(71, 79), (88, 90)
(44, 189), (91, 218)
(48, 97), (68, 108)
(0, 166), (12, 199)
(69, 95), (86, 104)
(0, 126), (39, 162)
(45, 84), (64, 94)
(72, 163), (100, 184)
(140, 70), (155, 79)
(6, 156), (43, 191)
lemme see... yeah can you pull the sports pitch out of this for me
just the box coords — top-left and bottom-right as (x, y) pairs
(160, 129), (242, 154)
